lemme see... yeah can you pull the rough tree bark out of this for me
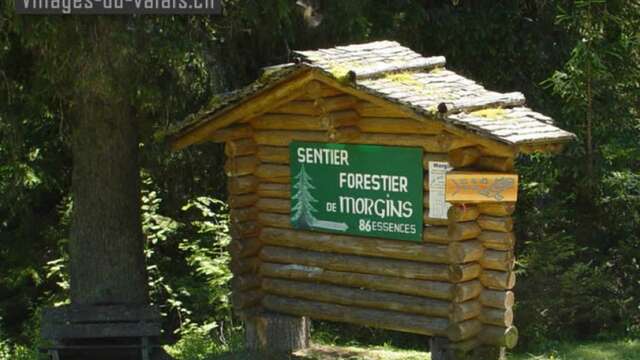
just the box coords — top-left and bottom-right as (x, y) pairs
(26, 16), (178, 360)
(58, 18), (157, 360)
(245, 313), (309, 358)
(69, 93), (147, 305)
(67, 18), (147, 307)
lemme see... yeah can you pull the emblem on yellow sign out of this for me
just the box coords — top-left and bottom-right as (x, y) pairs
(445, 172), (518, 203)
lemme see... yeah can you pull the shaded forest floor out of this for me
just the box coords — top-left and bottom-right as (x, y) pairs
(200, 338), (640, 360)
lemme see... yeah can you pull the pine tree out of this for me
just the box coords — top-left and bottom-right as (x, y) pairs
(291, 165), (318, 228)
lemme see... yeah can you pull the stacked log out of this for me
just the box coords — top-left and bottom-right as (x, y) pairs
(250, 98), (461, 337)
(225, 131), (263, 317)
(422, 149), (487, 355)
(356, 101), (407, 118)
(447, 147), (520, 356)
(263, 294), (449, 336)
(445, 204), (484, 345)
(262, 262), (470, 301)
(215, 89), (521, 358)
(253, 127), (476, 154)
(260, 227), (485, 265)
(477, 201), (518, 350)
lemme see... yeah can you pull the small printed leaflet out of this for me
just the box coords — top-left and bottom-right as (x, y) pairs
(428, 161), (453, 220)
(289, 142), (423, 242)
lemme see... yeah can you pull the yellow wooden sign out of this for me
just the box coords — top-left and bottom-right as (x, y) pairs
(445, 171), (518, 203)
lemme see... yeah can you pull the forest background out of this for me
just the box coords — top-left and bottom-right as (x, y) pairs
(1, 0), (639, 358)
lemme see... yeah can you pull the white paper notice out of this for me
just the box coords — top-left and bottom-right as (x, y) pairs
(428, 161), (453, 219)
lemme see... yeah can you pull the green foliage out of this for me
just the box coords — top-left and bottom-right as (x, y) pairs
(161, 333), (640, 360)
(140, 173), (236, 341)
(165, 327), (244, 360)
(0, 326), (38, 360)
(514, 0), (640, 347)
(1, 0), (639, 353)
(509, 338), (640, 360)
(0, 0), (269, 345)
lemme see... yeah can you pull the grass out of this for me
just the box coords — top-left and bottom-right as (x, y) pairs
(3, 332), (638, 360)
(162, 330), (640, 360)
(294, 339), (640, 360)
(510, 339), (640, 360)
(175, 338), (640, 360)
(295, 343), (427, 360)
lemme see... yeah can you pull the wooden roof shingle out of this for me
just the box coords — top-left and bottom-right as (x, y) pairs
(169, 40), (575, 150)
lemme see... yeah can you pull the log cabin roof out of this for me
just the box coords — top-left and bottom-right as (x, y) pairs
(169, 41), (575, 151)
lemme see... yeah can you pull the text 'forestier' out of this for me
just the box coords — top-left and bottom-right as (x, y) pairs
(289, 142), (423, 242)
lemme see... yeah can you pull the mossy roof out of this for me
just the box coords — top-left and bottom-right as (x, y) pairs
(169, 40), (575, 149)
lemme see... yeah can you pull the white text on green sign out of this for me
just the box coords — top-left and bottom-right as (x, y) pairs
(289, 142), (423, 242)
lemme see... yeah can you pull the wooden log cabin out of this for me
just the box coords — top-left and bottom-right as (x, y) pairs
(167, 41), (574, 359)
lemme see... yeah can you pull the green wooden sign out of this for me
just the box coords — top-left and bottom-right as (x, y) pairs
(289, 142), (423, 242)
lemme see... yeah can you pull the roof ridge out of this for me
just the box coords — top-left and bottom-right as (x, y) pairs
(353, 56), (446, 80)
(296, 40), (402, 56)
(445, 91), (526, 114)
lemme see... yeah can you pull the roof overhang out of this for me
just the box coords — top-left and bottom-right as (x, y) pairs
(169, 65), (573, 156)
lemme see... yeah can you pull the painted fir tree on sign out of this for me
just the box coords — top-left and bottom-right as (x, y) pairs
(291, 165), (319, 228)
(291, 164), (348, 232)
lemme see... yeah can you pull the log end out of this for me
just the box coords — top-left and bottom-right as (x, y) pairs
(478, 202), (516, 217)
(503, 326), (519, 349)
(447, 205), (480, 223)
(448, 146), (482, 168)
(504, 291), (515, 308)
(479, 325), (519, 349)
(448, 222), (481, 241)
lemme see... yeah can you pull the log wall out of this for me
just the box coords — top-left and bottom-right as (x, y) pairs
(219, 81), (519, 357)
(447, 146), (519, 354)
(224, 131), (263, 317)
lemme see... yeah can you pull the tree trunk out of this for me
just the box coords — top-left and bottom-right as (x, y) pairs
(430, 337), (505, 360)
(69, 93), (147, 305)
(68, 18), (147, 305)
(430, 337), (452, 360)
(246, 312), (309, 357)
